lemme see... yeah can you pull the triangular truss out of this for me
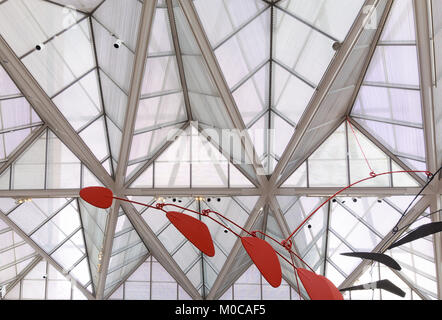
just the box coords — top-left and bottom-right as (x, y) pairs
(0, 0), (440, 300)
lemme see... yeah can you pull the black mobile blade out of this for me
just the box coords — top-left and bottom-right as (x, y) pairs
(340, 280), (406, 298)
(388, 222), (442, 250)
(341, 252), (401, 270)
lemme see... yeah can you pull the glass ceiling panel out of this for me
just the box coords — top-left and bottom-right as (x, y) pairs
(281, 122), (420, 188)
(0, 226), (37, 289)
(46, 1), (103, 13)
(351, 0), (426, 173)
(109, 256), (192, 300)
(129, 125), (255, 189)
(278, 0), (365, 42)
(1, 129), (86, 190)
(4, 260), (89, 300)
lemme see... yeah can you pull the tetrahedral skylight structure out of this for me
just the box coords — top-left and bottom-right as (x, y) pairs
(0, 0), (440, 300)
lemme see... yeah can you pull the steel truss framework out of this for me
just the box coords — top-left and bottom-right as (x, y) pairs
(0, 0), (440, 301)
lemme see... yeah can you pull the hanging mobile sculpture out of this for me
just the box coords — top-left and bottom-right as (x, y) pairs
(79, 118), (440, 300)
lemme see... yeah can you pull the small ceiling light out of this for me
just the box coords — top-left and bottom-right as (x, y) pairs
(113, 38), (123, 49)
(332, 199), (337, 203)
(224, 229), (228, 234)
(207, 198), (211, 202)
(36, 43), (45, 51)
(353, 198), (358, 203)
(217, 198), (221, 202)
(332, 41), (342, 51)
(308, 225), (312, 229)
(172, 198), (176, 202)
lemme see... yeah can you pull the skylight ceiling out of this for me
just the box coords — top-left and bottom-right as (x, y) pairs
(0, 0), (440, 301)
(194, 0), (365, 174)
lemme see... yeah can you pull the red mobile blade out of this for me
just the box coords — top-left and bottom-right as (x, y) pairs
(297, 268), (343, 300)
(79, 187), (114, 209)
(241, 237), (282, 288)
(166, 211), (215, 257)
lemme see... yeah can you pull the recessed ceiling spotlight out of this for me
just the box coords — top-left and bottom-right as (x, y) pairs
(35, 43), (45, 51)
(113, 38), (123, 49)
(332, 41), (342, 51)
